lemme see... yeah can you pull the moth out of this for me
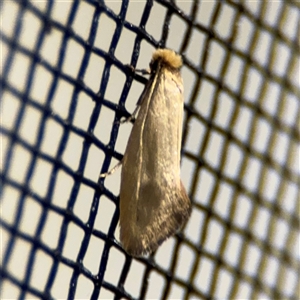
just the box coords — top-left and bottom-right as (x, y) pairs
(119, 49), (192, 257)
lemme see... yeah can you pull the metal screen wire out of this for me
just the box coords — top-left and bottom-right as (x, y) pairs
(1, 0), (299, 299)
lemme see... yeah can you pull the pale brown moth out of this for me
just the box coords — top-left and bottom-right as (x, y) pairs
(119, 49), (192, 257)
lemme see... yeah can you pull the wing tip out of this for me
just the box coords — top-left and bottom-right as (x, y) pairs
(120, 186), (191, 257)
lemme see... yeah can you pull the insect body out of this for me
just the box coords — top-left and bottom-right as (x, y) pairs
(119, 49), (191, 257)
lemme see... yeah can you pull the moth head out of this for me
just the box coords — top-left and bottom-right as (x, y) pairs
(150, 49), (182, 73)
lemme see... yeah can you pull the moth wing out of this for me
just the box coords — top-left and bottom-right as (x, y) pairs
(119, 67), (191, 256)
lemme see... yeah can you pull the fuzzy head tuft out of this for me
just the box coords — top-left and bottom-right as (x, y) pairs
(151, 49), (182, 69)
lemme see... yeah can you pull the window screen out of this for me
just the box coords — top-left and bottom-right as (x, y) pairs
(1, 1), (299, 299)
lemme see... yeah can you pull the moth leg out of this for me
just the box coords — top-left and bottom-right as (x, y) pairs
(118, 65), (151, 125)
(134, 68), (151, 75)
(119, 105), (140, 124)
(126, 64), (151, 76)
(99, 161), (122, 178)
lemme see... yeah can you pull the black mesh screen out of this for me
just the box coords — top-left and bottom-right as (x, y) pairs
(1, 0), (299, 299)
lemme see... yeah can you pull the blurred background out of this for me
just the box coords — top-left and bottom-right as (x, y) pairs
(1, 1), (299, 299)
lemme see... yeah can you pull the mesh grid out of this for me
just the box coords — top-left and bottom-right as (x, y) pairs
(1, 0), (299, 299)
